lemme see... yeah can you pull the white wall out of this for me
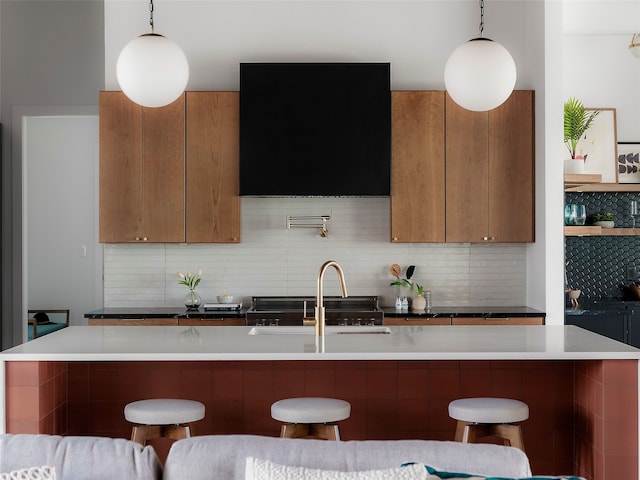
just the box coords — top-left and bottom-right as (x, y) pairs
(23, 115), (102, 330)
(103, 1), (548, 314)
(562, 1), (640, 139)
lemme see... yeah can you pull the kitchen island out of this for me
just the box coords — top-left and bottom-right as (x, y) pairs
(1, 325), (638, 478)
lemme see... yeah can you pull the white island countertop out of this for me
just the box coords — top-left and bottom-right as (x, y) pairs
(1, 325), (640, 361)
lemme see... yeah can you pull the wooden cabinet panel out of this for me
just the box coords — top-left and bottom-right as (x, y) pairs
(385, 317), (451, 326)
(489, 91), (535, 242)
(445, 91), (535, 243)
(99, 92), (143, 242)
(99, 92), (185, 243)
(88, 318), (179, 326)
(142, 96), (185, 242)
(100, 91), (240, 244)
(391, 91), (445, 242)
(452, 317), (544, 325)
(186, 92), (241, 243)
(179, 317), (245, 326)
(445, 94), (489, 243)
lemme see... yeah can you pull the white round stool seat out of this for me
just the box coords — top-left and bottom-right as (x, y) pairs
(125, 399), (205, 425)
(271, 397), (351, 424)
(448, 397), (529, 424)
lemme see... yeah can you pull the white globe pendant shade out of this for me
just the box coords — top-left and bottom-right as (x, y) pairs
(116, 33), (189, 108)
(444, 38), (517, 112)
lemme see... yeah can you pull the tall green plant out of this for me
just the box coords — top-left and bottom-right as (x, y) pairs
(564, 97), (600, 159)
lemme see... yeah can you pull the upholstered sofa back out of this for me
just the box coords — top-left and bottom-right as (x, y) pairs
(162, 434), (532, 480)
(0, 434), (162, 480)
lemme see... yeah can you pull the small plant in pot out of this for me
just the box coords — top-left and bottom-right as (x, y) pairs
(410, 282), (427, 311)
(564, 97), (600, 174)
(591, 212), (615, 228)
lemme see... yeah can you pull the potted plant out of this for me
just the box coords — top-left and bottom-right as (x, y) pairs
(591, 212), (615, 228)
(564, 97), (600, 174)
(411, 282), (427, 311)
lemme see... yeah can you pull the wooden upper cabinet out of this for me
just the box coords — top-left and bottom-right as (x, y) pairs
(391, 91), (445, 242)
(445, 95), (489, 243)
(142, 96), (186, 242)
(99, 92), (143, 242)
(445, 91), (535, 243)
(489, 91), (535, 242)
(99, 92), (185, 243)
(186, 92), (241, 243)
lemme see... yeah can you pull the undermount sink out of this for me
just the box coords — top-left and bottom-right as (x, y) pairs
(248, 326), (392, 335)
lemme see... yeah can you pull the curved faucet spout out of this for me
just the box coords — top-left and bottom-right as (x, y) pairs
(315, 260), (348, 338)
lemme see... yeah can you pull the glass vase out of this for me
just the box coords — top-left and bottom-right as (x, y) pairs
(184, 289), (202, 310)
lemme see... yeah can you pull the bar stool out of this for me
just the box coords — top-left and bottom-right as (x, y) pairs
(124, 398), (205, 446)
(448, 397), (529, 451)
(271, 397), (351, 441)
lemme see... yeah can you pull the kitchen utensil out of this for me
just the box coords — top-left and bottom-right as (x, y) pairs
(406, 265), (415, 280)
(390, 264), (401, 280)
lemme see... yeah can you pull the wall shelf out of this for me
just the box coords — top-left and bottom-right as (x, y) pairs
(564, 174), (640, 192)
(565, 226), (640, 236)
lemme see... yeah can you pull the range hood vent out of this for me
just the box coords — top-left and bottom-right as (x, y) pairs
(239, 62), (391, 197)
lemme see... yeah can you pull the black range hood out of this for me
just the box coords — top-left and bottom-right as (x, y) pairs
(239, 62), (391, 197)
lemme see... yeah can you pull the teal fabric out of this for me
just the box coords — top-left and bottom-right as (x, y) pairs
(28, 323), (66, 341)
(402, 464), (585, 480)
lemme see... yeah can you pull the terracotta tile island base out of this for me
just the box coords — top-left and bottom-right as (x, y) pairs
(1, 325), (638, 480)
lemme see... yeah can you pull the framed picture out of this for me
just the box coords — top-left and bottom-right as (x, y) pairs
(617, 142), (640, 183)
(577, 108), (618, 183)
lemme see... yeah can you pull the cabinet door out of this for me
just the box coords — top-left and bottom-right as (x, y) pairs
(142, 95), (185, 242)
(385, 317), (450, 326)
(186, 92), (240, 242)
(452, 317), (544, 325)
(488, 91), (535, 242)
(391, 91), (445, 242)
(179, 317), (245, 326)
(99, 92), (185, 243)
(445, 91), (535, 243)
(445, 94), (490, 243)
(565, 313), (626, 343)
(99, 92), (143, 242)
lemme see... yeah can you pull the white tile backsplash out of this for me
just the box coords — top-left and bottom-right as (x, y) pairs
(104, 198), (527, 308)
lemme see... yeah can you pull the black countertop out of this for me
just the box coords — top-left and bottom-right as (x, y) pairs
(565, 297), (640, 316)
(84, 307), (246, 319)
(86, 305), (546, 321)
(382, 306), (545, 318)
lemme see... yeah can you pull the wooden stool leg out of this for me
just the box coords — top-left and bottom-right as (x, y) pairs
(280, 423), (311, 439)
(454, 421), (468, 442)
(131, 425), (163, 445)
(463, 424), (490, 444)
(131, 423), (194, 445)
(164, 424), (193, 441)
(490, 424), (525, 452)
(309, 423), (340, 441)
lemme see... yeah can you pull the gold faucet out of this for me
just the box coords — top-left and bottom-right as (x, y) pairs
(313, 260), (348, 338)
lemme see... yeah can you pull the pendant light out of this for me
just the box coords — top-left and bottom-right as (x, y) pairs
(629, 34), (640, 58)
(444, 0), (516, 112)
(116, 0), (189, 108)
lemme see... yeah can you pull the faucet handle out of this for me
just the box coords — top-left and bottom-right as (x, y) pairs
(303, 317), (316, 327)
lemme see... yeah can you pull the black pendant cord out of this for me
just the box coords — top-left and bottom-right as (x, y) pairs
(479, 0), (485, 37)
(149, 0), (154, 33)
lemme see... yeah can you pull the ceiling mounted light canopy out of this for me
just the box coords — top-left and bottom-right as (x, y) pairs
(629, 34), (640, 58)
(116, 0), (189, 108)
(444, 0), (516, 112)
